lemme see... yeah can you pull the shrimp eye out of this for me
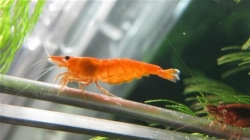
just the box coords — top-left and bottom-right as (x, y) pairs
(65, 56), (70, 60)
(219, 102), (224, 107)
(222, 109), (227, 115)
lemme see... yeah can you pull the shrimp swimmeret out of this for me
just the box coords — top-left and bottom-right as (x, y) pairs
(48, 56), (180, 96)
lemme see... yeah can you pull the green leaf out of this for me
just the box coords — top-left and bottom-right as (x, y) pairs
(183, 77), (250, 104)
(145, 99), (196, 116)
(217, 38), (250, 77)
(217, 52), (250, 65)
(242, 38), (250, 50)
(0, 0), (46, 74)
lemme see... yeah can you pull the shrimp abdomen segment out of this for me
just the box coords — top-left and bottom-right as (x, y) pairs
(98, 58), (180, 84)
(98, 58), (144, 84)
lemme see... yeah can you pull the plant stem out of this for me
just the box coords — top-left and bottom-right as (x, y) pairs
(0, 74), (249, 139)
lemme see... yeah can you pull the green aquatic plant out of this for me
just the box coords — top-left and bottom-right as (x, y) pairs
(184, 38), (250, 106)
(184, 77), (247, 102)
(183, 77), (250, 113)
(145, 99), (196, 116)
(0, 0), (46, 74)
(241, 38), (250, 50)
(217, 38), (250, 78)
(182, 39), (250, 113)
(89, 136), (113, 140)
(234, 0), (241, 4)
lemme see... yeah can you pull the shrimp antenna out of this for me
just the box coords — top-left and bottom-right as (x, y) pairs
(26, 66), (56, 79)
(6, 41), (54, 103)
(161, 34), (210, 132)
(27, 57), (48, 72)
(4, 66), (56, 104)
(161, 34), (206, 101)
(43, 41), (51, 57)
(26, 41), (52, 78)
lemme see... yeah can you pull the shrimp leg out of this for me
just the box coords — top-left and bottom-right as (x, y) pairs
(78, 81), (92, 100)
(57, 73), (70, 94)
(94, 82), (117, 97)
(56, 72), (79, 93)
(78, 81), (92, 90)
(54, 72), (67, 82)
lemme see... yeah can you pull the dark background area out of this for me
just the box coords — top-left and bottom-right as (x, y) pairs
(117, 0), (250, 125)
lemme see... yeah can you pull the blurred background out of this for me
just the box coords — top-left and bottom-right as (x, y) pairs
(1, 0), (250, 139)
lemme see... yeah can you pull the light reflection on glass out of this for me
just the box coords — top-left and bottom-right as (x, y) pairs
(27, 38), (41, 51)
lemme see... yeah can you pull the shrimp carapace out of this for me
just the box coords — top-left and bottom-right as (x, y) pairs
(206, 102), (250, 127)
(48, 56), (180, 96)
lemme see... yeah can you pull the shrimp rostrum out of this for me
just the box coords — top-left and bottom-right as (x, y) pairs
(49, 56), (180, 96)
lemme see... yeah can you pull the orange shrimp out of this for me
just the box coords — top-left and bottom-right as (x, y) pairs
(48, 56), (180, 96)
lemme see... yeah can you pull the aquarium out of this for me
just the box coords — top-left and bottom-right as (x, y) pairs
(1, 0), (250, 139)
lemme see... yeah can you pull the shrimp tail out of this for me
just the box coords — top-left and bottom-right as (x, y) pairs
(157, 68), (180, 82)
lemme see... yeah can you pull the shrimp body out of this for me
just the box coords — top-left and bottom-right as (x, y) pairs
(49, 56), (180, 95)
(98, 58), (180, 84)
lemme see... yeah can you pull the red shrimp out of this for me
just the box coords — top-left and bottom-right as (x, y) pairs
(48, 56), (180, 96)
(206, 102), (250, 128)
(206, 102), (250, 139)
